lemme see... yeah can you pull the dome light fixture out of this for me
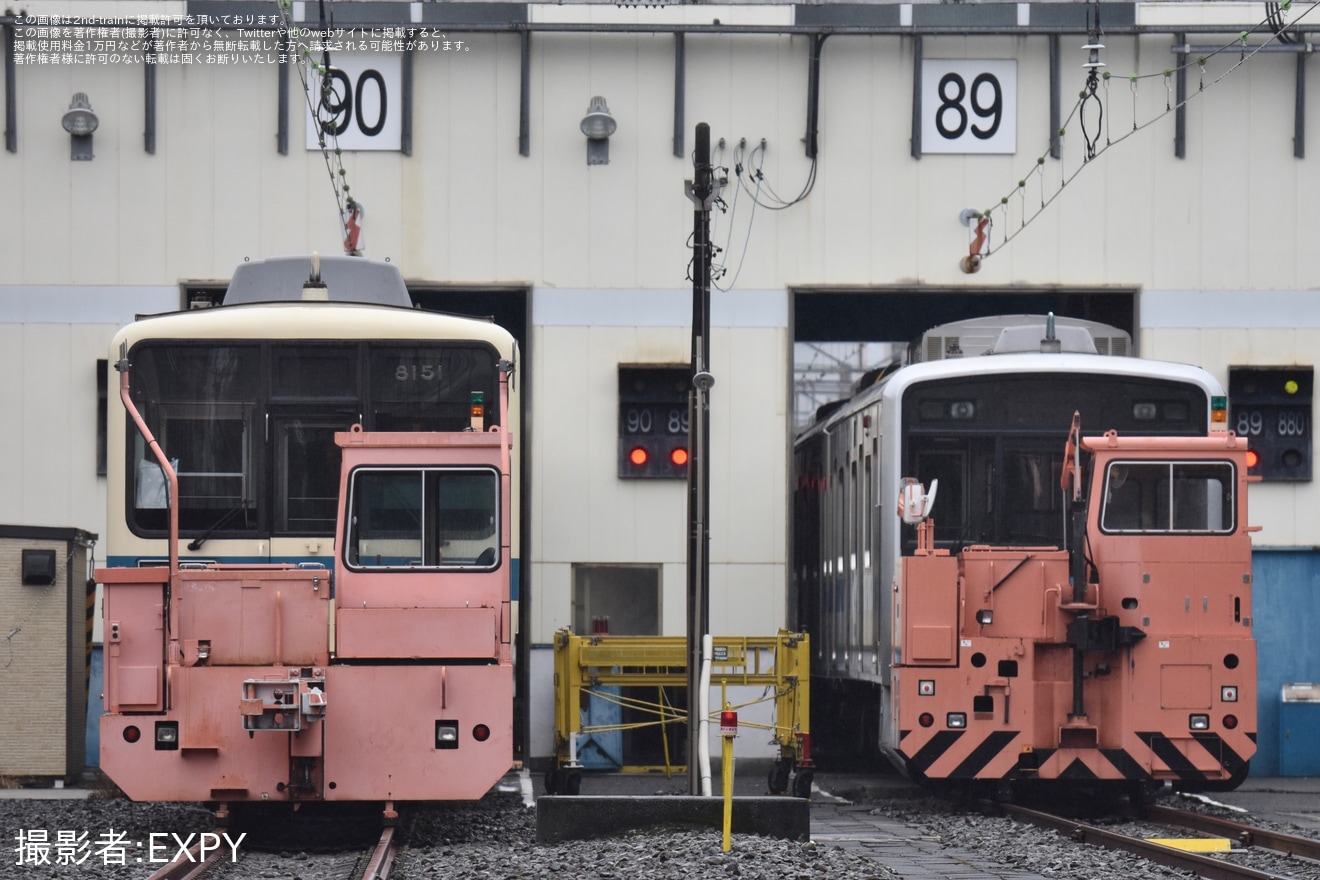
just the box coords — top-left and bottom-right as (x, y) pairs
(61, 93), (99, 160)
(580, 96), (616, 165)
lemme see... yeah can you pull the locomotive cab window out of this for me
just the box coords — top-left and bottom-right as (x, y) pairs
(345, 467), (499, 570)
(1100, 461), (1234, 534)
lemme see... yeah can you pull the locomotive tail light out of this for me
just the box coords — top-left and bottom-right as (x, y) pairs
(947, 712), (967, 729)
(436, 720), (460, 749)
(123, 725), (141, 744)
(628, 446), (649, 467)
(975, 609), (993, 626)
(1189, 714), (1210, 731)
(918, 679), (936, 696)
(670, 446), (689, 467)
(472, 723), (491, 743)
(1223, 714), (1239, 730)
(154, 721), (179, 751)
(1221, 686), (1239, 703)
(918, 712), (935, 728)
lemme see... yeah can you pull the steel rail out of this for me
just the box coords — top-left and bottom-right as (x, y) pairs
(359, 826), (397, 880)
(1147, 804), (1320, 863)
(998, 803), (1287, 880)
(143, 830), (231, 880)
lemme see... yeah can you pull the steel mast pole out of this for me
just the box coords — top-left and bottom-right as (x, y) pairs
(685, 123), (720, 795)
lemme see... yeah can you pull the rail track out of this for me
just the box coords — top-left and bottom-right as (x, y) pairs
(143, 825), (398, 880)
(999, 801), (1320, 880)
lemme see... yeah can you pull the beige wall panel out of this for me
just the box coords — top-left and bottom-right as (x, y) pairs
(531, 561), (573, 642)
(16, 70), (78, 283)
(710, 327), (787, 565)
(710, 563), (785, 637)
(1141, 327), (1204, 365)
(660, 560), (686, 635)
(539, 35), (595, 285)
(19, 326), (74, 525)
(0, 327), (23, 521)
(531, 324), (593, 561)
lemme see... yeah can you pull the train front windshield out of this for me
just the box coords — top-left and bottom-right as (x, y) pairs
(901, 373), (1209, 549)
(124, 340), (500, 540)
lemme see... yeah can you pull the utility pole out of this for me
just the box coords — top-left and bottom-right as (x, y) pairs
(685, 123), (721, 795)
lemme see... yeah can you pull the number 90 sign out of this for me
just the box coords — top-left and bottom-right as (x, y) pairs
(306, 53), (402, 151)
(920, 59), (1016, 154)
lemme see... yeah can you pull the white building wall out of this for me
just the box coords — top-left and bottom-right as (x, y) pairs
(4, 0), (1320, 761)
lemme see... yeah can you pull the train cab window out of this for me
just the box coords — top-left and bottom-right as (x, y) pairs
(1100, 461), (1234, 534)
(133, 404), (255, 532)
(346, 467), (499, 570)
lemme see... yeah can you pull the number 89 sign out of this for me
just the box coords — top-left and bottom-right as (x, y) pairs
(920, 59), (1016, 154)
(306, 53), (402, 151)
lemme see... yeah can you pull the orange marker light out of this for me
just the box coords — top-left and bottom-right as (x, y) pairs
(629, 446), (649, 467)
(1246, 450), (1259, 468)
(670, 447), (689, 467)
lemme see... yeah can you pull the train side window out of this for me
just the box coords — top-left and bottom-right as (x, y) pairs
(1100, 461), (1234, 534)
(346, 467), (499, 570)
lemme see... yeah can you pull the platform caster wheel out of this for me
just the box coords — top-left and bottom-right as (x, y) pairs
(562, 769), (582, 796)
(544, 767), (559, 795)
(791, 770), (814, 800)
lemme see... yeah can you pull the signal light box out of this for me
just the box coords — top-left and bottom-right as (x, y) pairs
(618, 365), (690, 479)
(1228, 366), (1312, 482)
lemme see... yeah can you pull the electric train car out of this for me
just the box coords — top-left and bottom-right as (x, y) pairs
(792, 315), (1257, 796)
(98, 255), (520, 806)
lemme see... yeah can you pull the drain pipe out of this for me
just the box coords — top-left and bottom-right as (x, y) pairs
(699, 633), (713, 795)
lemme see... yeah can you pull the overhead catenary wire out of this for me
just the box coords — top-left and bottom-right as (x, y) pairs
(973, 0), (1319, 261)
(276, 0), (361, 254)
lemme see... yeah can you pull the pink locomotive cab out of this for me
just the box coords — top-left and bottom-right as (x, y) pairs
(99, 351), (515, 809)
(891, 415), (1257, 795)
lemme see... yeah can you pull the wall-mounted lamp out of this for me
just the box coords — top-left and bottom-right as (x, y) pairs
(61, 92), (99, 161)
(21, 549), (56, 586)
(580, 96), (616, 166)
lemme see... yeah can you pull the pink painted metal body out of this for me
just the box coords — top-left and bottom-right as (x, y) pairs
(893, 429), (1257, 789)
(100, 370), (515, 804)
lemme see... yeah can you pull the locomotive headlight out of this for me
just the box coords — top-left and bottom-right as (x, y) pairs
(975, 610), (993, 625)
(154, 721), (179, 751)
(950, 401), (976, 420)
(1221, 686), (1239, 702)
(947, 712), (967, 729)
(436, 720), (460, 749)
(1132, 402), (1158, 421)
(1189, 714), (1210, 731)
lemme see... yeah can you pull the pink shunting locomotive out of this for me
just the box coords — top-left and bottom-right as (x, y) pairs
(98, 258), (516, 807)
(892, 422), (1256, 792)
(793, 315), (1257, 796)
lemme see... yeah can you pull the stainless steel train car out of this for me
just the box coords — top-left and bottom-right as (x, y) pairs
(98, 255), (520, 807)
(792, 315), (1257, 795)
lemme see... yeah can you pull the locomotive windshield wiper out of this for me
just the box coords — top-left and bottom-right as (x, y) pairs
(187, 502), (251, 551)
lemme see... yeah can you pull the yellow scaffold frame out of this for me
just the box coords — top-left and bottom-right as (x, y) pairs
(550, 628), (811, 780)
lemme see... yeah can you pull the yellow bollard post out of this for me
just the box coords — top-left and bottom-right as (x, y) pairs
(719, 691), (737, 852)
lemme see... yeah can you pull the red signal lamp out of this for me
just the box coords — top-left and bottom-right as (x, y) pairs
(1245, 449), (1259, 468)
(670, 447), (689, 467)
(628, 446), (649, 467)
